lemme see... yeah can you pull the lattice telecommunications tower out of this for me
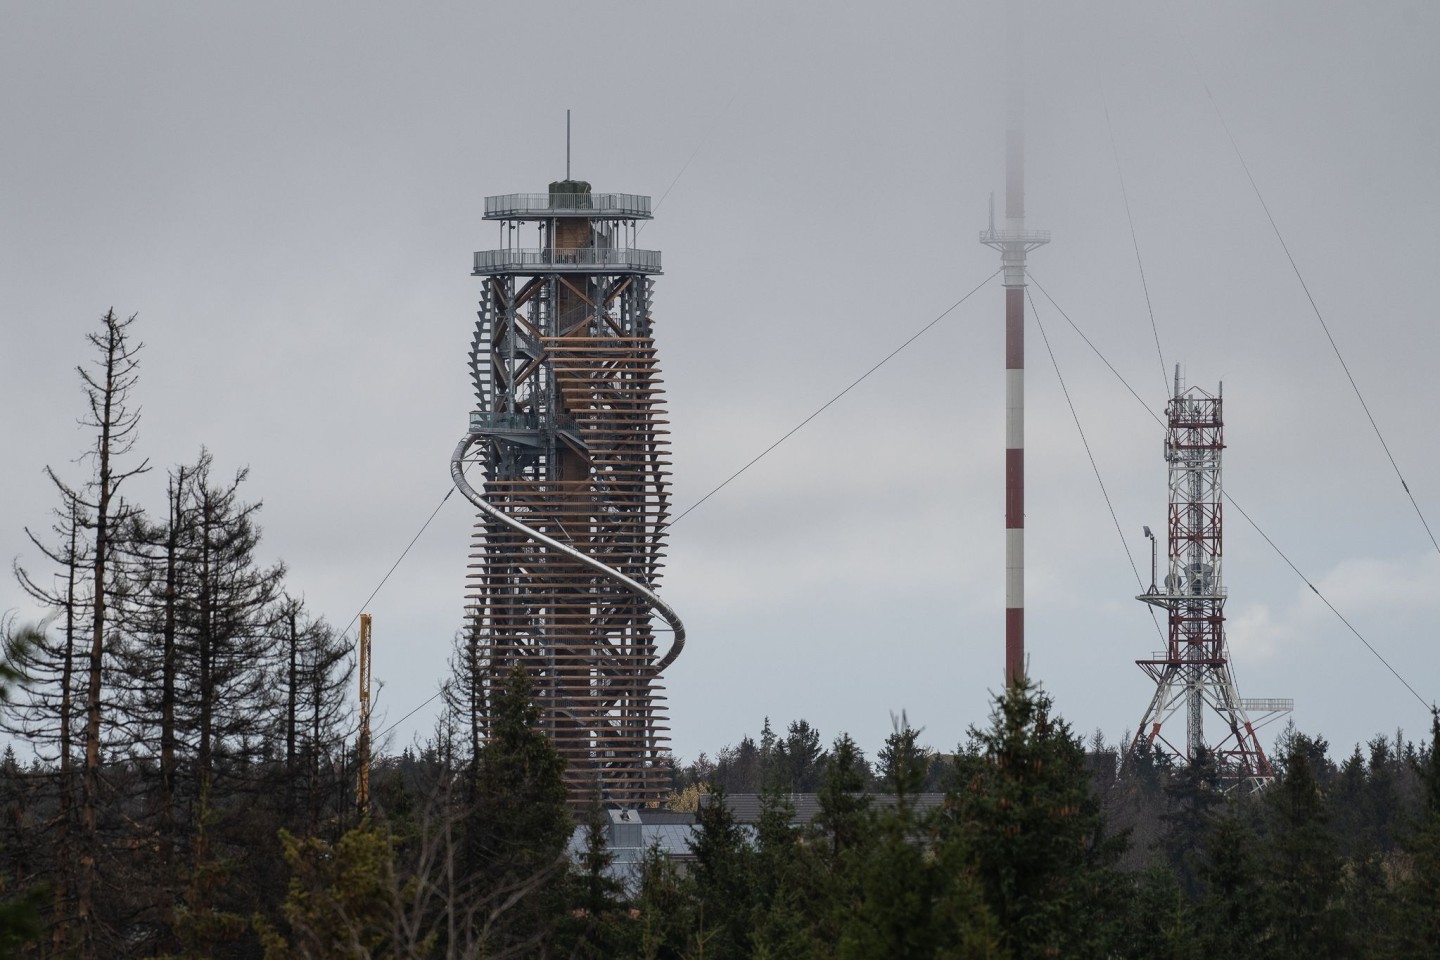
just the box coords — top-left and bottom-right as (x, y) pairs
(450, 178), (684, 807)
(1131, 369), (1290, 791)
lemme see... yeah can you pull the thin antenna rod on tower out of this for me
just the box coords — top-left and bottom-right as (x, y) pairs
(566, 109), (571, 180)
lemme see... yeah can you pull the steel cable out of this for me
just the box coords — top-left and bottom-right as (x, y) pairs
(1103, 101), (1169, 399)
(1027, 287), (1166, 644)
(1027, 267), (1431, 711)
(368, 271), (1002, 742)
(1201, 83), (1440, 560)
(669, 269), (1000, 525)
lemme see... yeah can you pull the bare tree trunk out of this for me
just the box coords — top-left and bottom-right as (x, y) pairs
(309, 666), (321, 835)
(157, 467), (184, 954)
(76, 309), (147, 958)
(54, 506), (80, 955)
(79, 316), (116, 956)
(285, 604), (298, 818)
(79, 552), (102, 955)
(197, 500), (213, 799)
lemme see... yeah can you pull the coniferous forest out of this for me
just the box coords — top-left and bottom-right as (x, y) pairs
(4, 312), (1440, 958)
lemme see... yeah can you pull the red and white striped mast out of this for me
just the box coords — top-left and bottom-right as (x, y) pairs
(981, 1), (1048, 684)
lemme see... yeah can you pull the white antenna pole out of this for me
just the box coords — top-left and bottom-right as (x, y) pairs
(980, 0), (1048, 685)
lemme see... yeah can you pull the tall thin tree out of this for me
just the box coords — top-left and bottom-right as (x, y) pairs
(76, 309), (148, 957)
(5, 497), (90, 951)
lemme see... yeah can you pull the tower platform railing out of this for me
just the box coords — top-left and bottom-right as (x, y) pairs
(977, 227), (1052, 245)
(484, 193), (653, 219)
(469, 410), (580, 436)
(473, 247), (662, 275)
(1238, 698), (1295, 714)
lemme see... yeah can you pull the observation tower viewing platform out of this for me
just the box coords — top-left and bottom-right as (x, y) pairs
(472, 247), (661, 275)
(483, 192), (652, 220)
(474, 179), (660, 276)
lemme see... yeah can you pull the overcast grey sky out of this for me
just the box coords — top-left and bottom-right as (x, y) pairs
(3, 1), (1438, 765)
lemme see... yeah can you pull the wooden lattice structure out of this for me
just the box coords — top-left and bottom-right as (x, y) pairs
(458, 181), (678, 806)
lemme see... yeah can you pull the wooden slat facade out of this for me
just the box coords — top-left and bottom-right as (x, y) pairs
(465, 214), (675, 805)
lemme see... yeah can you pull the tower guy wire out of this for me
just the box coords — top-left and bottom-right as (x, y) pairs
(1102, 101), (1168, 399)
(340, 482), (459, 642)
(1223, 492), (1430, 712)
(1026, 273), (1165, 430)
(366, 272), (1002, 745)
(365, 258), (1435, 751)
(1200, 82), (1440, 560)
(1027, 287), (1164, 644)
(669, 269), (1001, 526)
(1026, 268), (1431, 712)
(638, 88), (740, 237)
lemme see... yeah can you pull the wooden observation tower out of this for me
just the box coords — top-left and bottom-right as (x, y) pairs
(451, 176), (683, 807)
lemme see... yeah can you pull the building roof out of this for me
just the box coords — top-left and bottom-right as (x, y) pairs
(705, 792), (951, 825)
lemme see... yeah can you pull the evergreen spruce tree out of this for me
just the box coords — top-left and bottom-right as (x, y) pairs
(926, 835), (1003, 960)
(776, 720), (829, 793)
(1364, 734), (1403, 854)
(1109, 736), (1173, 869)
(750, 787), (819, 960)
(462, 664), (572, 957)
(562, 806), (637, 959)
(1333, 744), (1370, 857)
(946, 675), (1125, 959)
(711, 732), (763, 794)
(875, 714), (929, 794)
(254, 823), (415, 960)
(814, 734), (870, 860)
(834, 798), (929, 960)
(633, 839), (690, 960)
(685, 783), (755, 959)
(1387, 709), (1440, 959)
(1115, 866), (1200, 960)
(1330, 740), (1394, 955)
(1261, 734), (1352, 960)
(1157, 746), (1222, 897)
(835, 719), (999, 960)
(1192, 805), (1267, 958)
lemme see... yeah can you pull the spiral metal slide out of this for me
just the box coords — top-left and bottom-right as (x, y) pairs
(450, 433), (686, 674)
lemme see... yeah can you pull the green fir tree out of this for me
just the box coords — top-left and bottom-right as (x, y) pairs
(945, 676), (1125, 960)
(1261, 734), (1352, 960)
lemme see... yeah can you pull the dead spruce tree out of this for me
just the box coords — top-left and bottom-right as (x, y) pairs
(5, 496), (92, 954)
(3, 310), (148, 956)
